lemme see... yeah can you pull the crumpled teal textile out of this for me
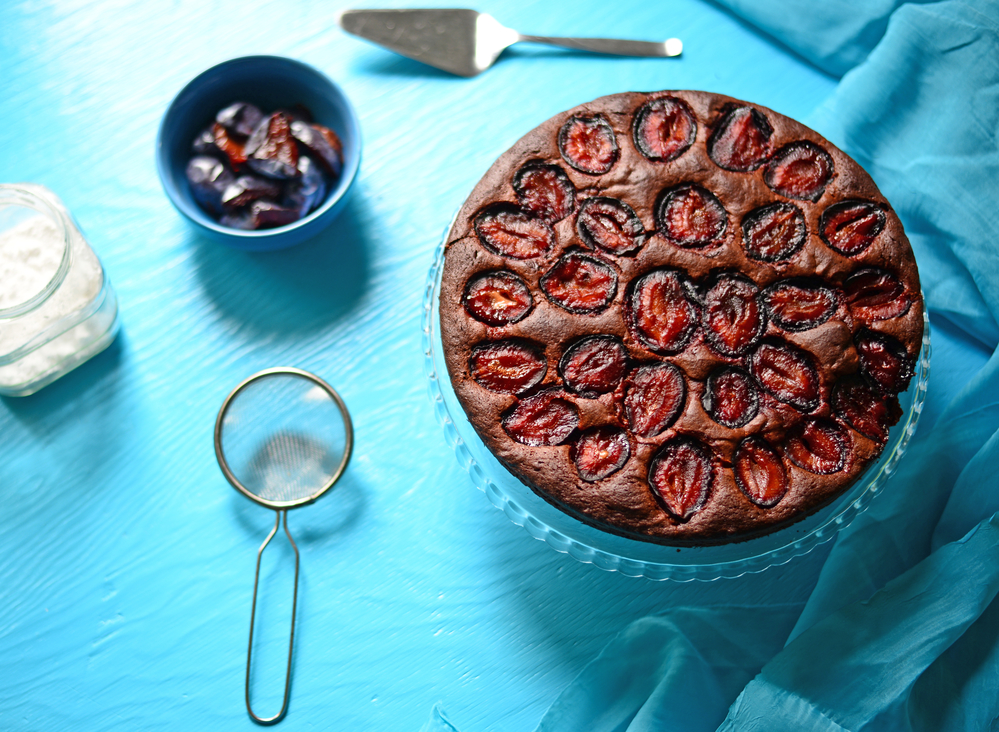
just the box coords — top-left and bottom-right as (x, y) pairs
(426, 1), (999, 729)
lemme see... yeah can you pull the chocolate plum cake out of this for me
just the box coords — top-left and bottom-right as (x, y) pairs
(438, 90), (923, 545)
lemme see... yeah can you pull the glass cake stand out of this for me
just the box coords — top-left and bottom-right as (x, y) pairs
(422, 234), (931, 581)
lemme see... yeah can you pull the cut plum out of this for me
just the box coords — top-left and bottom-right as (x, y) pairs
(623, 362), (687, 437)
(474, 204), (554, 260)
(186, 156), (234, 215)
(540, 252), (618, 313)
(571, 427), (631, 482)
(245, 112), (300, 180)
(558, 114), (619, 175)
(283, 155), (327, 217)
(785, 418), (848, 474)
(633, 96), (696, 162)
(469, 340), (547, 394)
(216, 102), (264, 140)
(741, 202), (807, 262)
(764, 141), (834, 201)
(221, 175), (282, 211)
(502, 390), (579, 446)
(708, 106), (773, 171)
(192, 125), (222, 157)
(290, 120), (343, 177)
(761, 279), (838, 332)
(219, 211), (254, 230)
(512, 163), (575, 222)
(315, 125), (343, 158)
(702, 274), (765, 357)
(559, 336), (629, 397)
(734, 437), (788, 507)
(844, 268), (911, 321)
(212, 122), (248, 168)
(576, 197), (646, 256)
(821, 201), (886, 256)
(627, 269), (699, 354)
(656, 184), (728, 248)
(250, 201), (300, 229)
(832, 375), (899, 443)
(855, 329), (914, 395)
(463, 270), (533, 326)
(648, 438), (713, 521)
(749, 339), (820, 412)
(702, 367), (759, 429)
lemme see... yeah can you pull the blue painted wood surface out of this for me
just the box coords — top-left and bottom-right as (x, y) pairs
(0, 1), (980, 730)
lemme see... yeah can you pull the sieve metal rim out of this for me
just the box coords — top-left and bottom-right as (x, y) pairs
(214, 366), (354, 511)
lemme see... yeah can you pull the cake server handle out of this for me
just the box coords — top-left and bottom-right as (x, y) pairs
(245, 510), (300, 725)
(515, 35), (683, 57)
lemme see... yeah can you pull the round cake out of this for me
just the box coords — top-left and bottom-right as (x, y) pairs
(438, 90), (923, 545)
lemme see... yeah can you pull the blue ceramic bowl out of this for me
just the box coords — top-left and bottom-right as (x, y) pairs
(156, 56), (361, 251)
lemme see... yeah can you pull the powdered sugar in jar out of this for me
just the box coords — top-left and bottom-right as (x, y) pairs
(0, 184), (119, 396)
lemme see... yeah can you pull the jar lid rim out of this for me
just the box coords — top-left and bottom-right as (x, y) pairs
(0, 184), (73, 318)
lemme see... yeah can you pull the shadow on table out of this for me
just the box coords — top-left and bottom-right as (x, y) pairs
(189, 196), (372, 338)
(228, 468), (368, 548)
(227, 475), (371, 714)
(351, 44), (668, 79)
(479, 510), (828, 669)
(350, 52), (459, 79)
(0, 334), (129, 506)
(1, 331), (126, 426)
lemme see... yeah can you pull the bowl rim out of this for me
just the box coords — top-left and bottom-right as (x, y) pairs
(155, 54), (361, 243)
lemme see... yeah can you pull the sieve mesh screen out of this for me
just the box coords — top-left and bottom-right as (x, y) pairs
(217, 371), (349, 506)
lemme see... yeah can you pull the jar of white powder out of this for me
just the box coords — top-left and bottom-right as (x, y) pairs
(0, 184), (119, 396)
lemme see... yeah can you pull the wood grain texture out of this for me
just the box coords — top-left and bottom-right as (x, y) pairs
(0, 1), (850, 730)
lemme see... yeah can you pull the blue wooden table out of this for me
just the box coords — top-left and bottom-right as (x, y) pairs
(0, 1), (983, 730)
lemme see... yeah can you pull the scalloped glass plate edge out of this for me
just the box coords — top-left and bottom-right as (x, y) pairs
(422, 233), (930, 581)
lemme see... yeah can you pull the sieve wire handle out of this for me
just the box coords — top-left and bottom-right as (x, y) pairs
(246, 510), (300, 725)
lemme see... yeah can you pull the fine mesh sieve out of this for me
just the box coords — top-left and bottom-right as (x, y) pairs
(214, 367), (353, 725)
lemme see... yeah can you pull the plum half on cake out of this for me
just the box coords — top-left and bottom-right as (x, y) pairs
(438, 90), (923, 545)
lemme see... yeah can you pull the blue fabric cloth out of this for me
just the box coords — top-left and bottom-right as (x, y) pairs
(427, 0), (999, 729)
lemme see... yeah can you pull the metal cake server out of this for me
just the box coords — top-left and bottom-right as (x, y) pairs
(338, 8), (682, 77)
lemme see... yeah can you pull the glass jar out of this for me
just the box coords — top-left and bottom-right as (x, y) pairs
(0, 184), (119, 396)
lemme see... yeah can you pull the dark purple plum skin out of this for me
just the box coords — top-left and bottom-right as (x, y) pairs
(283, 155), (327, 217)
(186, 156), (234, 215)
(215, 102), (264, 139)
(221, 175), (282, 212)
(192, 125), (222, 157)
(291, 120), (343, 178)
(250, 201), (301, 229)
